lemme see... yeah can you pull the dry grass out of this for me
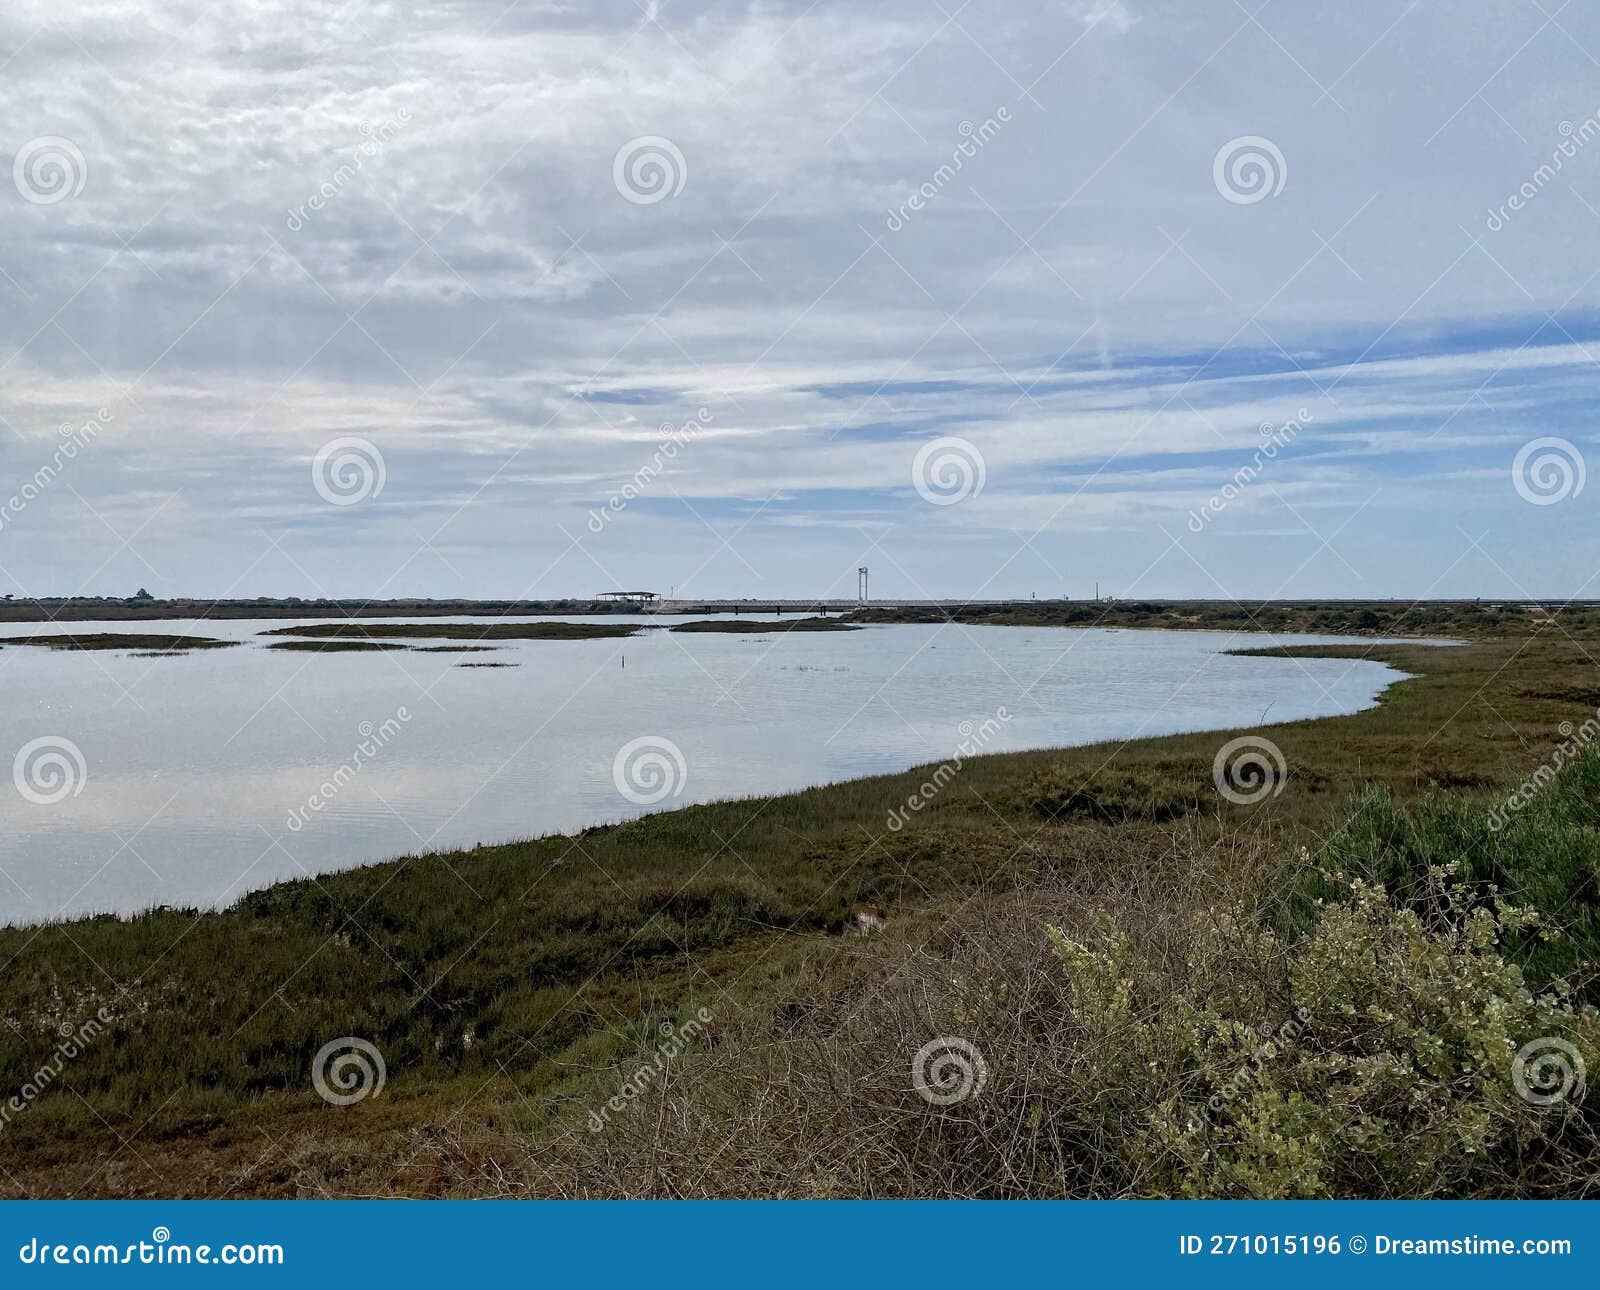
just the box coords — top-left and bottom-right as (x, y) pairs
(498, 831), (1272, 1198)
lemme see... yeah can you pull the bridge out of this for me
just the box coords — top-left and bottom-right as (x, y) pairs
(649, 598), (1033, 614)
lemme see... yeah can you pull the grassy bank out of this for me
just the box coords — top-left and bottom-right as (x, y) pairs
(1, 631), (1597, 1197)
(845, 598), (1600, 638)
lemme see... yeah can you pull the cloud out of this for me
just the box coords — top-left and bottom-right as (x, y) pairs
(1, 0), (1598, 600)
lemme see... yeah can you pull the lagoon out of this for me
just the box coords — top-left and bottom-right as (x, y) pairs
(1, 617), (1429, 923)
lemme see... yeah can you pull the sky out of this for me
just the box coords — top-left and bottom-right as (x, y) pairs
(1, 0), (1598, 603)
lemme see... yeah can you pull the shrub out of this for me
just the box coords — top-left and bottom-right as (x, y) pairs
(1288, 748), (1600, 992)
(1067, 876), (1597, 1197)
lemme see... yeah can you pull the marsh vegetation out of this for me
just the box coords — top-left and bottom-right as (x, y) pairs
(669, 617), (859, 633)
(261, 622), (642, 642)
(0, 633), (237, 652)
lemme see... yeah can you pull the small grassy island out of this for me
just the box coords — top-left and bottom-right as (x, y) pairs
(260, 622), (643, 642)
(0, 633), (238, 652)
(668, 617), (860, 633)
(264, 639), (413, 652)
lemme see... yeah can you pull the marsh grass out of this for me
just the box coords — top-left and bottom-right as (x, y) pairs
(262, 622), (639, 641)
(669, 618), (858, 633)
(1030, 760), (1209, 823)
(847, 599), (1600, 638)
(264, 640), (412, 652)
(0, 634), (237, 651)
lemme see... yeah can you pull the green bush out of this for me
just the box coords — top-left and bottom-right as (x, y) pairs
(1287, 748), (1600, 991)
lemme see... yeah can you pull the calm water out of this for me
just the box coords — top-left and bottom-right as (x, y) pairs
(1, 617), (1432, 924)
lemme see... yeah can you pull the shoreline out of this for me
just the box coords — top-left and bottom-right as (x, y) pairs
(4, 634), (1430, 931)
(2, 595), (1592, 640)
